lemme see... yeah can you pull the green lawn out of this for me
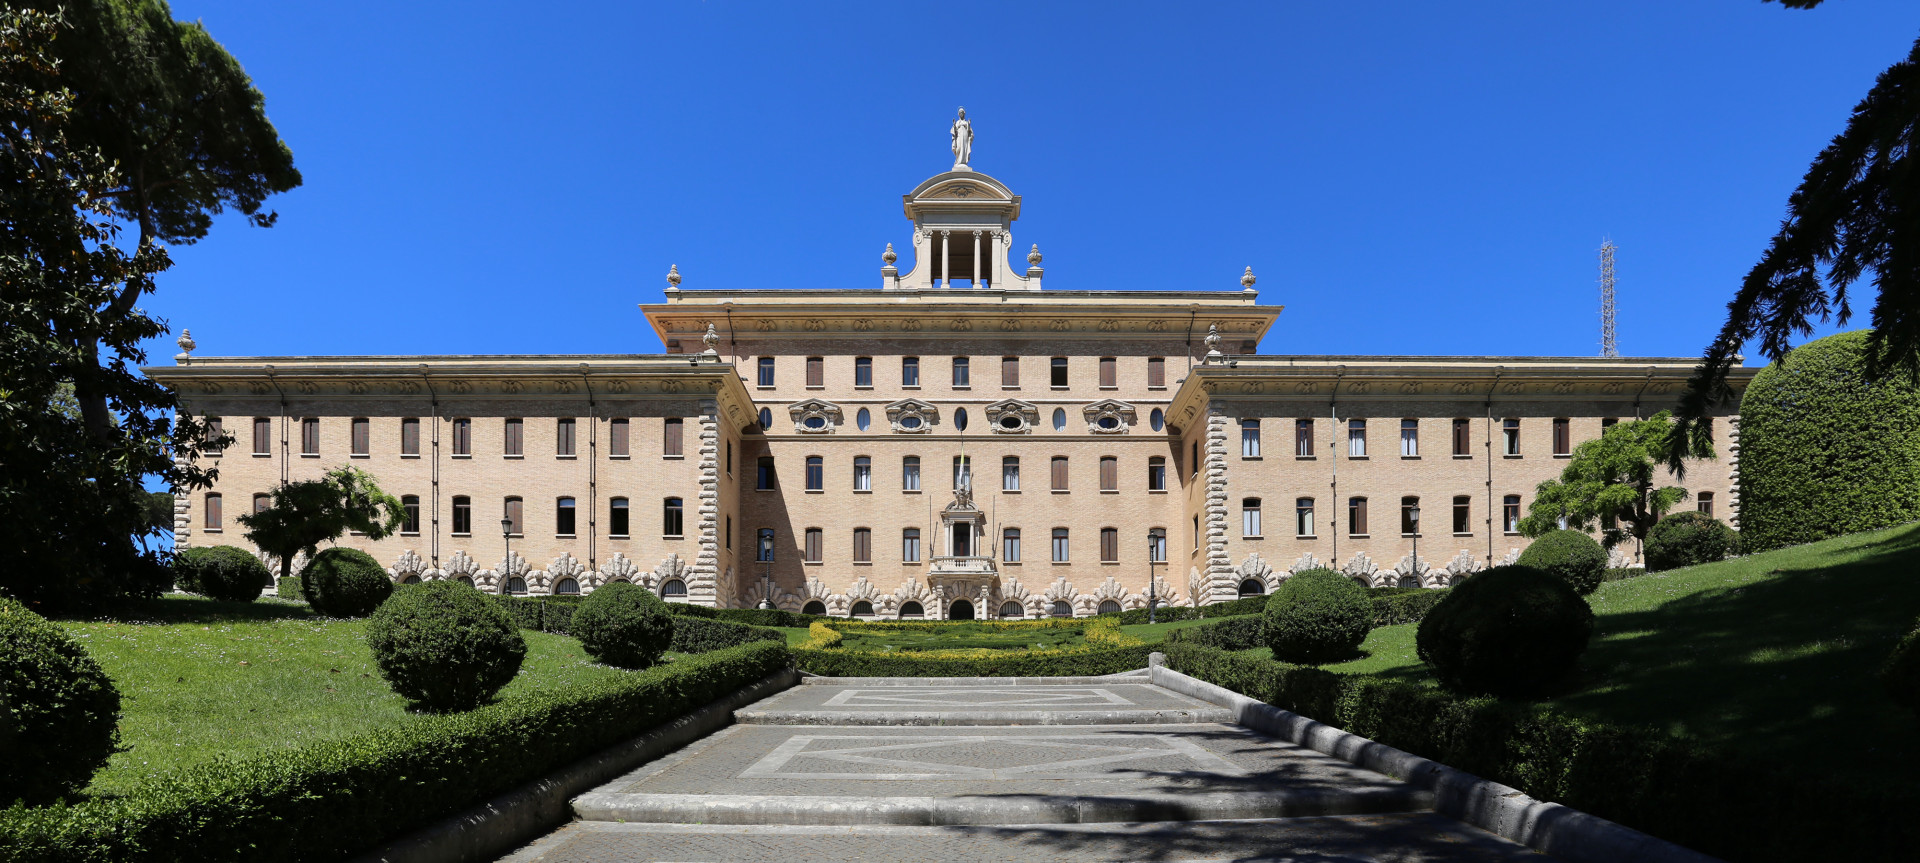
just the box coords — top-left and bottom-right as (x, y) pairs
(1266, 523), (1920, 785)
(64, 595), (632, 796)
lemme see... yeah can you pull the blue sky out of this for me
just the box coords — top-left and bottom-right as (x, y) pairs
(148, 0), (1919, 364)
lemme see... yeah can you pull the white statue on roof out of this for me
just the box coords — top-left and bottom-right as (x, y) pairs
(951, 107), (973, 171)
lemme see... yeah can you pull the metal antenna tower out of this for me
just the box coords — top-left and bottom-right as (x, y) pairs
(1599, 239), (1618, 358)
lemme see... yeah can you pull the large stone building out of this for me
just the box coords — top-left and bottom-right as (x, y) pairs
(147, 123), (1753, 618)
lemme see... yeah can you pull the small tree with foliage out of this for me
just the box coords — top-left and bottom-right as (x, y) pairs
(1518, 412), (1712, 557)
(237, 467), (403, 580)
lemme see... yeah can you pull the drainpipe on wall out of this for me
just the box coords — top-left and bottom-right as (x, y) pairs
(1484, 367), (1504, 567)
(581, 364), (597, 571)
(264, 367), (288, 487)
(1329, 365), (1345, 569)
(420, 366), (439, 568)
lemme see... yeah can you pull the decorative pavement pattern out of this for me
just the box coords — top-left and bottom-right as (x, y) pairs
(497, 678), (1547, 862)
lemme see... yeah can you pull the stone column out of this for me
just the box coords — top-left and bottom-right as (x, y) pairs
(172, 451), (192, 550)
(940, 230), (950, 289)
(689, 400), (722, 606)
(972, 230), (981, 289)
(1203, 409), (1235, 604)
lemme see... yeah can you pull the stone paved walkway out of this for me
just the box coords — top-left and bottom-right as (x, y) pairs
(497, 677), (1546, 862)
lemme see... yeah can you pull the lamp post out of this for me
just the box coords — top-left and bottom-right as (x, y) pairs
(1146, 531), (1160, 625)
(500, 517), (514, 593)
(1408, 504), (1421, 587)
(758, 561), (775, 610)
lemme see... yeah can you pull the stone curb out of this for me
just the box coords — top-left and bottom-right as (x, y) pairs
(348, 667), (800, 863)
(734, 707), (1237, 726)
(798, 675), (1150, 686)
(571, 787), (1431, 827)
(1147, 662), (1724, 863)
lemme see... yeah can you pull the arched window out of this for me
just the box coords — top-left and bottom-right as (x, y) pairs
(553, 578), (580, 595)
(1448, 574), (1466, 587)
(1000, 601), (1024, 618)
(949, 599), (975, 620)
(556, 497), (576, 536)
(856, 407), (871, 430)
(1352, 575), (1372, 589)
(663, 497), (683, 537)
(506, 576), (528, 595)
(1050, 600), (1073, 618)
(899, 601), (924, 619)
(1098, 599), (1122, 615)
(660, 579), (687, 600)
(401, 574), (422, 585)
(802, 600), (826, 615)
(850, 600), (874, 617)
(1239, 578), (1265, 597)
(1052, 407), (1066, 430)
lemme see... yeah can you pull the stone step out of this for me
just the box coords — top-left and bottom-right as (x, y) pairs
(735, 706), (1236, 726)
(738, 680), (1225, 727)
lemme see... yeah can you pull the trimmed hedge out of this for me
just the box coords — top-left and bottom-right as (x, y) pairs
(173, 546), (270, 602)
(1416, 565), (1594, 697)
(1109, 594), (1270, 625)
(0, 642), (791, 863)
(1515, 529), (1607, 595)
(275, 576), (303, 601)
(0, 599), (121, 806)
(793, 643), (1153, 677)
(671, 615), (786, 653)
(303, 548), (392, 618)
(495, 595), (784, 654)
(364, 581), (526, 712)
(1166, 615), (1266, 651)
(1645, 511), (1736, 572)
(1371, 588), (1450, 626)
(1739, 330), (1920, 553)
(1163, 642), (1912, 863)
(571, 583), (674, 669)
(1263, 569), (1372, 663)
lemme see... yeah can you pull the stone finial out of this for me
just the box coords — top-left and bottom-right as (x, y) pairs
(666, 264), (682, 289)
(1027, 244), (1043, 266)
(701, 322), (720, 356)
(174, 329), (195, 364)
(882, 243), (897, 265)
(1241, 266), (1256, 290)
(1203, 323), (1223, 363)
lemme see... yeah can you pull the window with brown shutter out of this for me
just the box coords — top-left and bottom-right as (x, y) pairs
(663, 418), (683, 456)
(202, 418), (224, 454)
(504, 419), (523, 456)
(452, 418), (471, 456)
(301, 418), (319, 455)
(1553, 418), (1571, 456)
(1098, 357), (1117, 388)
(853, 528), (871, 563)
(504, 497), (523, 535)
(1100, 527), (1118, 562)
(253, 417), (271, 455)
(253, 493), (270, 514)
(609, 418), (629, 457)
(1453, 418), (1471, 456)
(1051, 456), (1069, 490)
(1348, 497), (1368, 536)
(1099, 456), (1117, 491)
(204, 493), (222, 531)
(556, 418), (576, 456)
(350, 418), (369, 456)
(401, 418), (420, 456)
(1147, 357), (1166, 388)
(1002, 356), (1019, 387)
(804, 528), (823, 563)
(805, 356), (824, 387)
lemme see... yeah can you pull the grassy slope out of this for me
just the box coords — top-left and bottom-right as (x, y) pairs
(1296, 523), (1920, 783)
(65, 596), (628, 796)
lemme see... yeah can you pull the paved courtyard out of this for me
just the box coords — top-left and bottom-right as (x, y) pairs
(498, 676), (1545, 862)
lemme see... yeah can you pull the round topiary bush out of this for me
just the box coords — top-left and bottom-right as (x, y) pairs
(0, 598), (122, 805)
(303, 547), (393, 618)
(1417, 565), (1595, 698)
(364, 580), (527, 712)
(571, 581), (675, 669)
(1739, 330), (1920, 553)
(1644, 511), (1736, 572)
(1263, 568), (1373, 664)
(1516, 529), (1608, 595)
(173, 545), (270, 602)
(1881, 618), (1920, 719)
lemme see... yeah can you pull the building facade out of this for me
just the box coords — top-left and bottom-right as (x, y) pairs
(148, 141), (1754, 618)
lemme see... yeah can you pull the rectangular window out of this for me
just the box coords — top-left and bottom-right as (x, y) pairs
(401, 418), (420, 456)
(402, 495), (420, 534)
(805, 356), (824, 387)
(1100, 527), (1119, 562)
(1149, 529), (1167, 562)
(1602, 417), (1619, 430)
(1051, 456), (1069, 491)
(902, 528), (921, 562)
(556, 418), (576, 457)
(853, 528), (872, 563)
(756, 456), (776, 490)
(1296, 419), (1313, 457)
(350, 418), (369, 456)
(1503, 418), (1521, 456)
(1099, 456), (1117, 491)
(452, 418), (471, 456)
(1453, 495), (1471, 534)
(1241, 419), (1261, 458)
(853, 456), (872, 490)
(1003, 528), (1022, 562)
(757, 357), (775, 387)
(726, 440), (732, 474)
(1051, 357), (1068, 387)
(1051, 528), (1070, 562)
(1503, 495), (1522, 533)
(804, 528), (823, 563)
(1147, 456), (1166, 491)
(952, 356), (970, 387)
(1453, 418), (1471, 456)
(805, 456), (823, 491)
(1098, 357), (1117, 388)
(663, 418), (683, 456)
(902, 356), (920, 387)
(902, 456), (921, 491)
(609, 498), (629, 537)
(854, 357), (873, 387)
(1002, 356), (1019, 387)
(204, 493), (222, 531)
(1400, 419), (1418, 457)
(452, 496), (472, 534)
(1553, 418), (1571, 456)
(253, 493), (270, 515)
(1242, 498), (1262, 537)
(202, 417), (225, 454)
(1296, 498), (1315, 537)
(609, 418), (629, 456)
(1003, 456), (1020, 491)
(1147, 357), (1166, 388)
(757, 528), (776, 562)
(1348, 497), (1368, 536)
(1348, 419), (1367, 457)
(504, 497), (523, 536)
(301, 417), (320, 455)
(555, 497), (576, 536)
(252, 417), (271, 455)
(662, 497), (683, 536)
(1401, 496), (1420, 536)
(952, 455), (971, 489)
(1698, 491), (1715, 517)
(504, 418), (523, 456)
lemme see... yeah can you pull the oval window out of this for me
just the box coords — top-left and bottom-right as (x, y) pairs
(999, 415), (1022, 431)
(901, 415), (922, 429)
(758, 408), (773, 429)
(1098, 416), (1119, 430)
(804, 415), (825, 429)
(955, 408), (969, 431)
(1150, 408), (1165, 431)
(856, 408), (871, 430)
(1052, 408), (1067, 430)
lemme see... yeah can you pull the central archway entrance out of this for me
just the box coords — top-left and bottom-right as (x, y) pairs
(948, 599), (975, 620)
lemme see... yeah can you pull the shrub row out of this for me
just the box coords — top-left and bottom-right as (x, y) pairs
(1109, 594), (1269, 624)
(1162, 643), (1913, 863)
(670, 615), (786, 654)
(1371, 589), (1450, 626)
(793, 642), (1153, 677)
(496, 594), (782, 655)
(1166, 615), (1266, 651)
(0, 642), (791, 863)
(172, 547), (269, 603)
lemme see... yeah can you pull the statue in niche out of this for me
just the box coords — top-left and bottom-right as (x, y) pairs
(951, 107), (972, 170)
